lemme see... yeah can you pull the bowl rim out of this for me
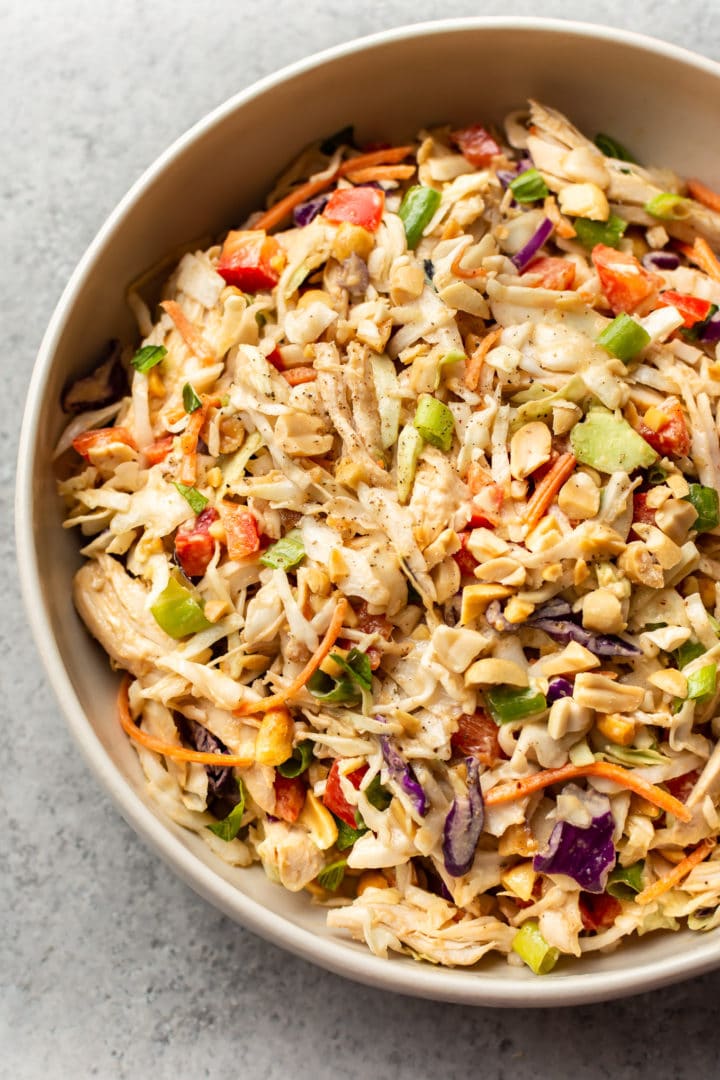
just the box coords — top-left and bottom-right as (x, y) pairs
(16, 15), (720, 1007)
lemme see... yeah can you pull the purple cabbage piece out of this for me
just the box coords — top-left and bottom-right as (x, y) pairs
(534, 597), (573, 620)
(547, 677), (573, 704)
(642, 250), (680, 272)
(442, 757), (485, 877)
(293, 194), (328, 227)
(533, 809), (616, 894)
(497, 169), (517, 189)
(61, 339), (128, 414)
(529, 616), (641, 658)
(173, 714), (239, 819)
(701, 312), (720, 343)
(379, 735), (427, 816)
(512, 217), (554, 273)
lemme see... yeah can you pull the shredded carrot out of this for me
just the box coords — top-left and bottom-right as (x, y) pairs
(337, 145), (415, 177)
(687, 178), (720, 214)
(677, 237), (720, 283)
(178, 394), (220, 485)
(118, 675), (254, 766)
(635, 838), (716, 906)
(524, 451), (577, 527)
(253, 145), (415, 232)
(543, 195), (577, 240)
(282, 366), (318, 386)
(235, 597), (349, 715)
(451, 245), (487, 281)
(464, 328), (501, 391)
(161, 300), (216, 365)
(484, 761), (692, 822)
(342, 164), (416, 184)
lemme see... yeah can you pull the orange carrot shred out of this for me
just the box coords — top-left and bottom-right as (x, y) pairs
(678, 237), (720, 283)
(119, 675), (254, 767)
(484, 761), (692, 822)
(253, 146), (415, 232)
(464, 328), (501, 391)
(282, 366), (318, 386)
(451, 246), (487, 281)
(235, 598), (349, 715)
(178, 394), (220, 485)
(687, 178), (720, 214)
(635, 838), (716, 906)
(524, 452), (577, 527)
(161, 300), (216, 365)
(342, 164), (416, 184)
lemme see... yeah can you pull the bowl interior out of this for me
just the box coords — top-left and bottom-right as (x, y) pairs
(18, 19), (720, 1005)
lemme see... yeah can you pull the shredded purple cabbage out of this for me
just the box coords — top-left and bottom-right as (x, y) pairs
(533, 809), (615, 893)
(642, 250), (680, 272)
(547, 677), (573, 704)
(529, 616), (641, 658)
(512, 217), (554, 273)
(442, 757), (485, 877)
(701, 312), (720, 343)
(527, 599), (640, 657)
(379, 735), (427, 816)
(174, 714), (239, 817)
(293, 194), (328, 227)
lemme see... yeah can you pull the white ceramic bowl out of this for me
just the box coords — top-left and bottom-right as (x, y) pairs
(17, 17), (720, 1006)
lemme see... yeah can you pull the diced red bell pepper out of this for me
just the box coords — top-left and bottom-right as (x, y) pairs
(454, 531), (479, 577)
(450, 124), (502, 167)
(72, 426), (137, 461)
(218, 502), (261, 561)
(592, 244), (662, 314)
(657, 290), (713, 329)
(273, 774), (306, 823)
(632, 491), (656, 525)
(217, 230), (286, 292)
(322, 760), (368, 828)
(451, 711), (505, 765)
(634, 400), (691, 458)
(323, 186), (385, 231)
(665, 769), (700, 803)
(266, 346), (285, 371)
(144, 433), (174, 465)
(579, 892), (622, 932)
(174, 507), (219, 578)
(526, 256), (576, 291)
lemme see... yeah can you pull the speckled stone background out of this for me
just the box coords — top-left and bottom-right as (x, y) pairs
(5, 2), (720, 1077)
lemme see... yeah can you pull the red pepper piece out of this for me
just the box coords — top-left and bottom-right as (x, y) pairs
(174, 507), (219, 578)
(592, 244), (661, 314)
(450, 124), (501, 167)
(322, 760), (368, 828)
(217, 230), (286, 292)
(273, 774), (306, 823)
(324, 187), (385, 231)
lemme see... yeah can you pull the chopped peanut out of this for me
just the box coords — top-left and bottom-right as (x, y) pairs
(582, 589), (626, 635)
(648, 669), (688, 698)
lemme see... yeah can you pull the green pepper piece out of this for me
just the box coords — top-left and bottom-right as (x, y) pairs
(596, 313), (650, 363)
(573, 214), (627, 250)
(684, 484), (719, 532)
(512, 920), (559, 974)
(413, 394), (455, 452)
(485, 685), (547, 724)
(260, 529), (305, 571)
(398, 185), (442, 249)
(150, 574), (212, 638)
(509, 168), (549, 203)
(687, 663), (717, 702)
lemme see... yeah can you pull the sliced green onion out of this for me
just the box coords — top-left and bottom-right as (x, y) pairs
(173, 482), (209, 514)
(207, 779), (246, 841)
(674, 639), (706, 669)
(397, 422), (424, 505)
(334, 817), (367, 850)
(512, 920), (559, 975)
(594, 133), (637, 163)
(317, 859), (347, 891)
(329, 648), (372, 692)
(307, 670), (361, 705)
(596, 313), (650, 363)
(573, 213), (627, 250)
(509, 168), (549, 203)
(260, 529), (305, 571)
(685, 483), (719, 532)
(131, 344), (167, 373)
(413, 394), (455, 452)
(364, 774), (392, 811)
(647, 464), (668, 486)
(150, 574), (212, 638)
(485, 686), (547, 725)
(645, 193), (692, 221)
(182, 382), (202, 413)
(277, 739), (314, 779)
(398, 185), (442, 249)
(687, 663), (717, 702)
(606, 860), (645, 900)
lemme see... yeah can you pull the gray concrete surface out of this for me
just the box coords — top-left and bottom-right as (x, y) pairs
(4, 1), (720, 1077)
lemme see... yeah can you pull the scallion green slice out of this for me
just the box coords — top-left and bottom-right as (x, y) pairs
(131, 344), (167, 373)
